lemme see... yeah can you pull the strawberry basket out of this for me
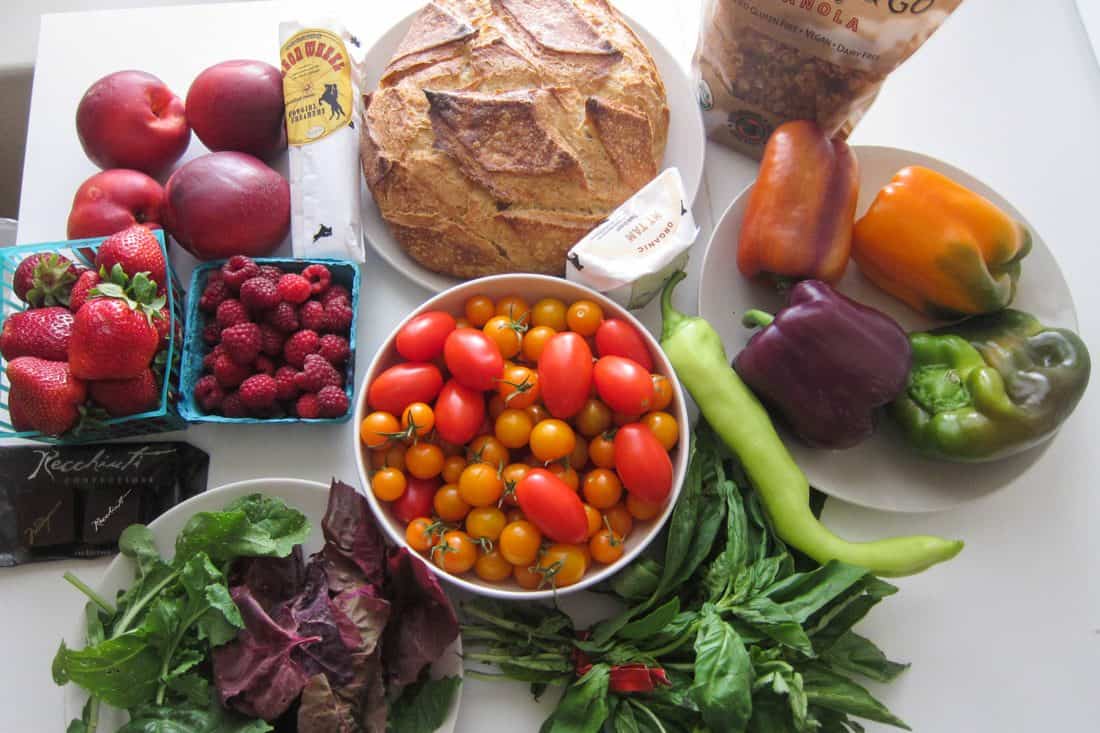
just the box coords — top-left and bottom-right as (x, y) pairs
(0, 230), (186, 443)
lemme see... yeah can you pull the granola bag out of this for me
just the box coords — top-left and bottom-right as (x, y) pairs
(695, 0), (962, 157)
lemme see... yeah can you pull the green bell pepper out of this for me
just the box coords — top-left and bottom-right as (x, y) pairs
(891, 309), (1090, 461)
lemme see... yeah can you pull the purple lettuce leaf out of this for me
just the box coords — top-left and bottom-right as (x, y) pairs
(277, 559), (358, 687)
(382, 547), (460, 689)
(322, 479), (386, 588)
(212, 586), (318, 722)
(229, 545), (305, 613)
(297, 673), (356, 733)
(333, 585), (390, 655)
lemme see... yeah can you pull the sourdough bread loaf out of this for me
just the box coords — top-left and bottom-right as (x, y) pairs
(361, 0), (669, 279)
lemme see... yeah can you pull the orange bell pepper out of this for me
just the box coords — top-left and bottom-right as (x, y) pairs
(852, 166), (1032, 319)
(737, 120), (859, 285)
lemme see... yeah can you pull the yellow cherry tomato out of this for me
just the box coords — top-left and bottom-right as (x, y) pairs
(433, 484), (470, 522)
(464, 295), (495, 327)
(495, 296), (530, 325)
(483, 315), (524, 359)
(626, 493), (665, 520)
(360, 411), (399, 449)
(499, 520), (541, 566)
(474, 547), (513, 582)
(566, 300), (603, 336)
(465, 506), (507, 542)
(651, 374), (673, 411)
(498, 365), (540, 408)
(468, 434), (510, 468)
(371, 443), (406, 471)
(522, 325), (556, 363)
(531, 298), (567, 331)
(406, 517), (437, 553)
(495, 408), (534, 449)
(433, 530), (477, 574)
(530, 419), (576, 463)
(604, 503), (634, 538)
(501, 462), (530, 506)
(574, 399), (612, 438)
(590, 529), (625, 565)
(513, 563), (542, 589)
(538, 544), (587, 587)
(588, 434), (615, 468)
(643, 411), (680, 450)
(549, 462), (580, 491)
(458, 462), (504, 507)
(401, 402), (435, 439)
(583, 504), (602, 539)
(371, 467), (407, 502)
(582, 468), (622, 509)
(405, 442), (444, 479)
(441, 455), (467, 485)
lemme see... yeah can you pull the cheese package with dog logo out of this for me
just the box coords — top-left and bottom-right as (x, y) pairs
(279, 19), (366, 262)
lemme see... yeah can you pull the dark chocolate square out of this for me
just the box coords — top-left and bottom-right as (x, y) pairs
(15, 489), (76, 548)
(82, 485), (142, 545)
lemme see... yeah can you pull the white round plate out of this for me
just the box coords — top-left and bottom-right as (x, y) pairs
(698, 145), (1079, 513)
(360, 8), (707, 293)
(63, 478), (463, 731)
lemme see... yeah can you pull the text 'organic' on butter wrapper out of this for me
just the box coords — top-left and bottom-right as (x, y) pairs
(566, 168), (698, 309)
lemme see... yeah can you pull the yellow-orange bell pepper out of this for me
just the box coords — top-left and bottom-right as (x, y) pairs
(852, 166), (1032, 319)
(737, 120), (859, 285)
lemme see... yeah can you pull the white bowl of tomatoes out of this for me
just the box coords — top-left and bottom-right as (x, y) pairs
(353, 274), (690, 599)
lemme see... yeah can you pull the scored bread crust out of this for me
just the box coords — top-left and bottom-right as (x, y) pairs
(361, 0), (670, 279)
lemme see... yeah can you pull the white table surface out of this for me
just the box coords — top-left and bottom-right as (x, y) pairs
(5, 0), (1099, 730)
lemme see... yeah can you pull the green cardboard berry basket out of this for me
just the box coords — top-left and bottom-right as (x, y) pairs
(0, 230), (186, 443)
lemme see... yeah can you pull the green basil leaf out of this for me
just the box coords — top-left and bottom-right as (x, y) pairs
(747, 691), (798, 733)
(52, 633), (161, 709)
(119, 692), (273, 732)
(765, 561), (870, 623)
(808, 577), (897, 650)
(541, 664), (611, 733)
(801, 664), (910, 730)
(166, 673), (210, 707)
(690, 609), (753, 733)
(388, 675), (462, 733)
(618, 598), (680, 640)
(812, 707), (866, 733)
(819, 631), (909, 683)
(609, 557), (663, 603)
(609, 698), (641, 733)
(730, 596), (814, 657)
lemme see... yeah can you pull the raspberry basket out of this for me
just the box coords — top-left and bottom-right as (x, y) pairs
(178, 258), (360, 424)
(0, 230), (187, 443)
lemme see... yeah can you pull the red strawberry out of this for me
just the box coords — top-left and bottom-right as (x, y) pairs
(221, 391), (248, 417)
(239, 276), (280, 312)
(274, 366), (299, 402)
(95, 225), (167, 292)
(216, 299), (251, 329)
(69, 275), (163, 380)
(319, 284), (351, 307)
(298, 300), (327, 331)
(199, 278), (230, 312)
(324, 298), (354, 333)
(264, 302), (299, 333)
(89, 368), (159, 417)
(154, 306), (172, 348)
(6, 357), (87, 435)
(317, 334), (350, 366)
(277, 273), (312, 304)
(239, 374), (277, 410)
(69, 270), (102, 313)
(213, 353), (251, 388)
(316, 384), (349, 418)
(293, 353), (343, 392)
(0, 307), (74, 361)
(221, 323), (261, 365)
(193, 374), (225, 411)
(258, 265), (284, 283)
(295, 392), (321, 419)
(283, 329), (319, 368)
(221, 256), (259, 292)
(14, 253), (81, 307)
(300, 264), (331, 295)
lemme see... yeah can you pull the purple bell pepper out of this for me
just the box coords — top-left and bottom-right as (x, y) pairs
(734, 280), (910, 449)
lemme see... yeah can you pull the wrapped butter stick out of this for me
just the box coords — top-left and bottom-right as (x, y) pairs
(566, 169), (698, 309)
(280, 19), (365, 262)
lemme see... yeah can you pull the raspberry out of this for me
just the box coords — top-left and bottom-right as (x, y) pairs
(202, 322), (221, 346)
(239, 276), (281, 312)
(320, 285), (351, 307)
(251, 403), (287, 419)
(258, 265), (284, 283)
(316, 385), (350, 418)
(298, 300), (327, 331)
(199, 278), (230, 312)
(238, 374), (278, 410)
(324, 299), (354, 333)
(203, 344), (227, 371)
(254, 354), (276, 376)
(277, 273), (312, 304)
(193, 375), (225, 411)
(213, 353), (251, 388)
(215, 299), (250, 329)
(221, 256), (259, 292)
(283, 329), (320, 368)
(274, 366), (300, 402)
(221, 322), (261, 366)
(295, 393), (321, 419)
(221, 391), (248, 417)
(207, 270), (223, 283)
(317, 334), (350, 365)
(301, 264), (332, 295)
(258, 323), (285, 356)
(294, 353), (344, 392)
(265, 301), (299, 333)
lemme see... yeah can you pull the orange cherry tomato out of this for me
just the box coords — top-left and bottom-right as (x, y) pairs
(531, 298), (567, 331)
(583, 504), (602, 539)
(371, 443), (406, 471)
(401, 402), (435, 439)
(505, 507), (527, 524)
(566, 299), (603, 336)
(651, 374), (673, 411)
(469, 434), (510, 468)
(569, 434), (589, 470)
(483, 315), (525, 359)
(549, 463), (580, 491)
(474, 547), (513, 582)
(513, 563), (542, 589)
(529, 419), (576, 463)
(582, 468), (622, 509)
(590, 529), (625, 564)
(488, 393), (507, 421)
(498, 365), (540, 409)
(359, 411), (399, 449)
(465, 506), (507, 542)
(522, 326), (557, 363)
(574, 399), (613, 438)
(406, 517), (437, 552)
(499, 520), (542, 566)
(604, 503), (634, 538)
(433, 484), (470, 522)
(464, 295), (495, 327)
(371, 467), (407, 502)
(405, 442), (445, 479)
(626, 493), (665, 521)
(538, 544), (586, 587)
(643, 411), (680, 451)
(495, 296), (531, 325)
(458, 462), (504, 507)
(495, 408), (534, 449)
(454, 316), (472, 329)
(433, 530), (477, 574)
(588, 434), (616, 468)
(441, 455), (467, 484)
(524, 403), (550, 425)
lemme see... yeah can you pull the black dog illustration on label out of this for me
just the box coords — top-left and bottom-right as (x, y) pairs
(319, 84), (345, 120)
(313, 224), (333, 242)
(566, 252), (584, 271)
